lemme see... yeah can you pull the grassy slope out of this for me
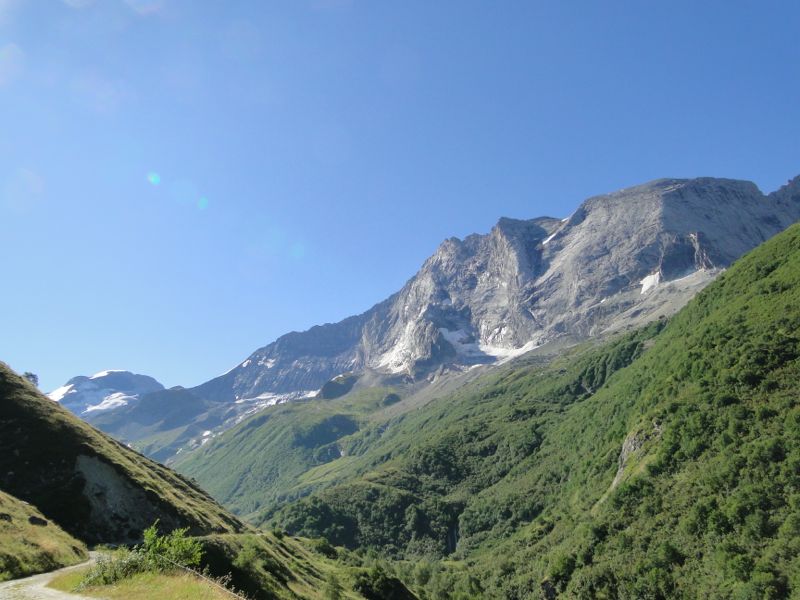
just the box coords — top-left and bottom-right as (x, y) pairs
(270, 326), (663, 555)
(0, 490), (88, 581)
(50, 534), (414, 600)
(264, 223), (800, 599)
(200, 532), (369, 600)
(0, 363), (242, 544)
(175, 386), (395, 518)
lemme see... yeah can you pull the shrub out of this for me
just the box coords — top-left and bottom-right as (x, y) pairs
(77, 548), (148, 589)
(324, 572), (344, 600)
(141, 521), (203, 569)
(310, 537), (338, 559)
(76, 521), (203, 590)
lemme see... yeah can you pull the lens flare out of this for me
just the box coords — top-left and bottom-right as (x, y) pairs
(198, 196), (209, 210)
(146, 172), (161, 186)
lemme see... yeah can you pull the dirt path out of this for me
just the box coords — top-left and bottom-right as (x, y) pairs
(0, 553), (99, 600)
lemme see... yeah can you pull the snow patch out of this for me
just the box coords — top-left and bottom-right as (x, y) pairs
(440, 327), (539, 363)
(640, 271), (661, 294)
(89, 369), (126, 380)
(227, 390), (314, 427)
(542, 231), (557, 245)
(84, 392), (135, 413)
(48, 384), (74, 402)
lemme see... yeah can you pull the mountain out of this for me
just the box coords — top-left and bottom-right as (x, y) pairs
(174, 175), (800, 526)
(49, 369), (164, 416)
(0, 362), (242, 544)
(256, 219), (800, 598)
(193, 175), (800, 403)
(47, 371), (313, 464)
(51, 174), (800, 465)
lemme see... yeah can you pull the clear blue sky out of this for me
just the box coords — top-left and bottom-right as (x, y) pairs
(1, 1), (798, 392)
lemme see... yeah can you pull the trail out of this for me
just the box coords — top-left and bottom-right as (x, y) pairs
(0, 553), (99, 600)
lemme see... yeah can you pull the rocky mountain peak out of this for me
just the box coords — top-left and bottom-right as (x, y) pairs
(56, 174), (800, 415)
(185, 174), (798, 404)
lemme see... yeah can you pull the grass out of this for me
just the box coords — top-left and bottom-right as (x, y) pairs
(199, 532), (362, 600)
(48, 534), (415, 600)
(0, 490), (87, 581)
(50, 568), (235, 599)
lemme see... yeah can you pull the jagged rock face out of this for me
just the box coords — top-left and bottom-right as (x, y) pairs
(88, 177), (800, 410)
(48, 370), (164, 417)
(527, 177), (800, 338)
(194, 175), (800, 403)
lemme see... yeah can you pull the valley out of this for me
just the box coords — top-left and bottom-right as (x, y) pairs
(5, 4), (799, 598)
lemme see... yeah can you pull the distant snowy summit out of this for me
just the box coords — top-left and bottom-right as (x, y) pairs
(48, 370), (164, 416)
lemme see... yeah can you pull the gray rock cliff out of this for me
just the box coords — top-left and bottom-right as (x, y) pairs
(194, 175), (800, 402)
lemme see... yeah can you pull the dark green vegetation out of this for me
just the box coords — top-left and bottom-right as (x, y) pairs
(0, 489), (88, 581)
(198, 531), (415, 599)
(319, 374), (359, 400)
(273, 325), (663, 557)
(0, 363), (242, 544)
(183, 223), (800, 598)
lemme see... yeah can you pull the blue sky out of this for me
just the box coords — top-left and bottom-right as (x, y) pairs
(1, 1), (798, 391)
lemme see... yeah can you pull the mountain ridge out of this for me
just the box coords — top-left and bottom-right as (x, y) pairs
(48, 173), (800, 464)
(192, 174), (800, 399)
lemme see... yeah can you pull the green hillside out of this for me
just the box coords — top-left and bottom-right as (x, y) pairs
(0, 489), (88, 581)
(287, 222), (800, 598)
(182, 222), (800, 599)
(0, 363), (242, 544)
(0, 365), (419, 598)
(271, 324), (665, 557)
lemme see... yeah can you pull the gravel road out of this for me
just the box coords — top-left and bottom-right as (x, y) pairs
(0, 553), (98, 600)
